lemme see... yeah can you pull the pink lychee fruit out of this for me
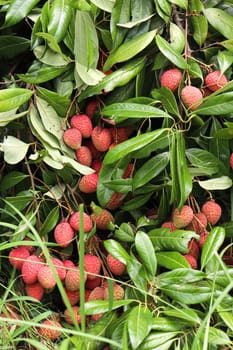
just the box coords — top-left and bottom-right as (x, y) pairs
(78, 173), (98, 194)
(75, 145), (92, 167)
(21, 255), (42, 284)
(201, 200), (222, 225)
(106, 254), (126, 276)
(25, 282), (44, 301)
(172, 205), (194, 229)
(205, 70), (228, 91)
(69, 211), (93, 233)
(63, 128), (82, 150)
(9, 246), (30, 270)
(91, 126), (112, 152)
(84, 254), (101, 280)
(160, 68), (183, 92)
(70, 114), (93, 138)
(54, 221), (74, 248)
(181, 85), (203, 110)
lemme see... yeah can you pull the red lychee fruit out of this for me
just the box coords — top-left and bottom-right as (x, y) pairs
(69, 211), (93, 233)
(75, 145), (92, 167)
(205, 70), (228, 91)
(91, 159), (102, 173)
(106, 254), (126, 276)
(64, 306), (81, 325)
(70, 114), (93, 138)
(181, 85), (203, 110)
(90, 202), (115, 230)
(85, 276), (102, 290)
(188, 239), (200, 260)
(230, 153), (233, 170)
(63, 128), (82, 150)
(183, 254), (198, 269)
(9, 246), (30, 270)
(84, 254), (101, 280)
(104, 283), (124, 300)
(106, 192), (124, 210)
(85, 289), (92, 301)
(85, 139), (104, 160)
(123, 162), (134, 179)
(161, 221), (177, 232)
(88, 286), (105, 301)
(37, 266), (57, 289)
(110, 127), (129, 143)
(186, 212), (208, 234)
(201, 200), (222, 226)
(160, 68), (183, 92)
(63, 288), (80, 306)
(54, 221), (74, 248)
(65, 267), (86, 291)
(199, 229), (210, 248)
(22, 255), (42, 284)
(51, 257), (66, 281)
(25, 282), (44, 301)
(85, 99), (99, 119)
(63, 259), (75, 270)
(172, 205), (194, 229)
(39, 318), (62, 341)
(78, 173), (98, 194)
(91, 126), (112, 152)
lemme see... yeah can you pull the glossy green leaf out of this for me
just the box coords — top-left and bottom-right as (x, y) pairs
(156, 35), (188, 69)
(139, 332), (177, 350)
(114, 223), (135, 242)
(128, 305), (153, 349)
(104, 239), (130, 264)
(151, 87), (180, 117)
(18, 65), (67, 84)
(204, 8), (233, 40)
(190, 0), (208, 46)
(156, 251), (190, 270)
(126, 256), (148, 291)
(186, 148), (219, 176)
(132, 152), (169, 190)
(217, 303), (233, 332)
(148, 228), (199, 253)
(157, 268), (206, 287)
(217, 50), (233, 74)
(167, 0), (187, 9)
(151, 317), (190, 332)
(103, 30), (156, 71)
(110, 0), (130, 50)
(103, 129), (169, 165)
(163, 307), (201, 325)
(0, 171), (29, 191)
(195, 92), (233, 115)
(47, 0), (73, 43)
(34, 46), (68, 67)
(135, 231), (157, 277)
(84, 300), (134, 315)
(4, 0), (40, 27)
(40, 206), (60, 236)
(0, 88), (33, 113)
(36, 86), (70, 117)
(198, 176), (232, 191)
(90, 0), (115, 12)
(207, 327), (232, 346)
(201, 227), (225, 269)
(0, 35), (30, 58)
(169, 23), (185, 53)
(0, 136), (30, 165)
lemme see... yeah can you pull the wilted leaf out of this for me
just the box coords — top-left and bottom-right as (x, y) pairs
(0, 136), (30, 164)
(198, 176), (232, 190)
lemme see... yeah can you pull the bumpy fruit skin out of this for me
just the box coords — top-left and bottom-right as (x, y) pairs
(106, 192), (124, 210)
(22, 255), (42, 284)
(104, 284), (124, 300)
(25, 282), (44, 301)
(37, 266), (57, 289)
(39, 319), (62, 341)
(85, 276), (102, 290)
(205, 70), (228, 91)
(110, 127), (129, 143)
(9, 246), (30, 270)
(160, 68), (183, 92)
(88, 286), (105, 301)
(63, 288), (80, 306)
(188, 239), (200, 260)
(63, 128), (82, 150)
(85, 99), (98, 119)
(172, 205), (194, 228)
(183, 254), (198, 269)
(51, 257), (66, 281)
(199, 229), (209, 248)
(75, 146), (92, 167)
(181, 85), (203, 110)
(54, 222), (74, 248)
(186, 212), (207, 234)
(64, 306), (81, 325)
(70, 114), (93, 138)
(91, 126), (112, 152)
(106, 254), (126, 276)
(90, 204), (115, 230)
(69, 211), (93, 233)
(230, 153), (233, 170)
(79, 173), (98, 194)
(201, 200), (222, 225)
(65, 267), (86, 291)
(91, 159), (102, 173)
(84, 254), (101, 280)
(161, 221), (177, 231)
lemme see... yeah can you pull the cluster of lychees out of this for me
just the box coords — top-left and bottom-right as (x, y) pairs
(161, 200), (222, 269)
(62, 99), (133, 209)
(160, 67), (228, 110)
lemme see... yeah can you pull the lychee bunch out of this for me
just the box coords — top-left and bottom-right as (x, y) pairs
(91, 126), (112, 152)
(160, 68), (183, 92)
(205, 70), (228, 91)
(181, 85), (203, 110)
(201, 200), (222, 225)
(70, 114), (93, 138)
(38, 318), (62, 341)
(172, 205), (194, 228)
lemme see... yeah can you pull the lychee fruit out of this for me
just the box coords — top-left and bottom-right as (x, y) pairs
(91, 126), (112, 152)
(65, 267), (86, 291)
(104, 283), (124, 300)
(199, 229), (210, 248)
(110, 127), (129, 143)
(85, 99), (98, 119)
(106, 254), (126, 276)
(54, 221), (74, 248)
(106, 192), (124, 210)
(69, 211), (93, 233)
(160, 68), (183, 92)
(230, 153), (233, 170)
(39, 318), (62, 341)
(90, 202), (115, 230)
(37, 265), (57, 289)
(88, 286), (105, 301)
(64, 305), (81, 325)
(181, 85), (203, 110)
(63, 259), (75, 270)
(63, 288), (80, 306)
(21, 255), (42, 284)
(9, 246), (30, 270)
(85, 139), (104, 160)
(25, 282), (44, 301)
(63, 128), (82, 150)
(161, 221), (177, 232)
(51, 257), (66, 281)
(183, 254), (198, 269)
(188, 239), (200, 260)
(70, 114), (93, 138)
(85, 276), (102, 290)
(172, 205), (194, 228)
(91, 159), (102, 173)
(84, 254), (101, 280)
(78, 173), (98, 194)
(205, 70), (228, 91)
(201, 200), (222, 225)
(75, 146), (92, 167)
(186, 212), (208, 234)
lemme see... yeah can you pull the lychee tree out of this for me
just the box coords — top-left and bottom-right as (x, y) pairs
(0, 0), (233, 349)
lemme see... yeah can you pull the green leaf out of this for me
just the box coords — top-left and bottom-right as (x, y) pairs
(201, 227), (225, 269)
(84, 300), (134, 315)
(156, 251), (190, 270)
(47, 0), (73, 43)
(198, 176), (232, 191)
(103, 129), (169, 165)
(135, 231), (157, 277)
(204, 8), (233, 40)
(195, 92), (233, 115)
(151, 87), (180, 117)
(186, 148), (219, 176)
(206, 327), (232, 346)
(0, 109), (28, 127)
(110, 0), (130, 50)
(163, 307), (201, 325)
(139, 332), (177, 350)
(114, 223), (135, 242)
(0, 88), (33, 113)
(217, 50), (233, 74)
(18, 65), (67, 84)
(151, 317), (190, 332)
(0, 171), (29, 191)
(217, 303), (233, 332)
(103, 30), (156, 71)
(0, 136), (30, 164)
(157, 268), (206, 287)
(132, 152), (169, 190)
(90, 0), (115, 12)
(167, 0), (187, 9)
(40, 206), (60, 236)
(104, 239), (130, 265)
(0, 35), (30, 58)
(36, 86), (70, 117)
(169, 23), (185, 53)
(190, 0), (208, 46)
(155, 35), (188, 69)
(148, 228), (199, 253)
(126, 256), (148, 291)
(4, 0), (40, 27)
(128, 305), (153, 349)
